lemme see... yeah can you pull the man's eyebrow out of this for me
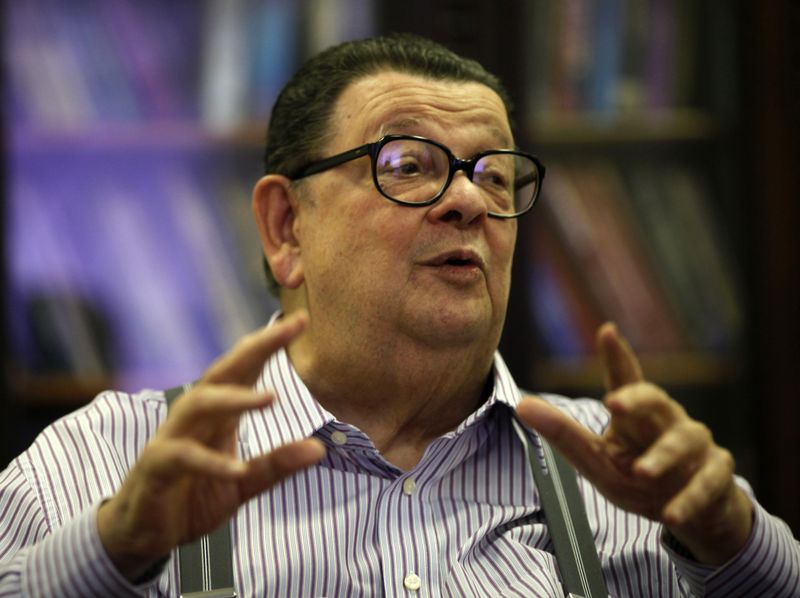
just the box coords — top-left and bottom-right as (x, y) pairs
(377, 119), (514, 149)
(377, 118), (423, 136)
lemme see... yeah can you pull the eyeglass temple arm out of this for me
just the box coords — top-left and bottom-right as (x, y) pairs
(515, 172), (536, 189)
(291, 145), (372, 180)
(514, 165), (546, 190)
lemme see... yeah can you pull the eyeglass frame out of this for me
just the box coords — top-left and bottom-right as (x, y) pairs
(288, 134), (546, 219)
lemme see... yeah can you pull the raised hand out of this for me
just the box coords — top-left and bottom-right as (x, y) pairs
(97, 311), (325, 581)
(517, 322), (753, 565)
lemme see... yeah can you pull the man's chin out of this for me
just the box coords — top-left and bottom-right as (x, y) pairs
(406, 306), (500, 349)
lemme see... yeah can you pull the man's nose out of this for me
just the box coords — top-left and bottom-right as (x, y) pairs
(426, 172), (488, 226)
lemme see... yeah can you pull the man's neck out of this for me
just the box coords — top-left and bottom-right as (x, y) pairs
(287, 329), (495, 471)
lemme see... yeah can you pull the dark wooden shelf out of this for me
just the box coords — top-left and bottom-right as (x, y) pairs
(9, 121), (268, 152)
(526, 109), (720, 147)
(10, 373), (115, 407)
(533, 351), (738, 394)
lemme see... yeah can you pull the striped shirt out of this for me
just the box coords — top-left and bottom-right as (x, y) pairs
(1, 348), (798, 597)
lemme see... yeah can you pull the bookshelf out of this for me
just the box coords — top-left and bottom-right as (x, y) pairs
(508, 3), (754, 489)
(514, 3), (745, 396)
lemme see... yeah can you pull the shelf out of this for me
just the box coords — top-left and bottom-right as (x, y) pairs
(10, 109), (719, 153)
(11, 352), (736, 408)
(526, 109), (720, 147)
(10, 373), (116, 407)
(9, 121), (268, 152)
(532, 352), (738, 394)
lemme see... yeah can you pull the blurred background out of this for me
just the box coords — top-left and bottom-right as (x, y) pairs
(1, 0), (798, 534)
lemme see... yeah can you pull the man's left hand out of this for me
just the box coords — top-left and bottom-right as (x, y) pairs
(516, 322), (753, 565)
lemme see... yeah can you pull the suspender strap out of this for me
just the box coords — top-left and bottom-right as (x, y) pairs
(513, 418), (609, 598)
(164, 385), (237, 598)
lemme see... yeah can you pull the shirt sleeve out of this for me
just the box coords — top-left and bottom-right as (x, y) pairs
(664, 498), (800, 596)
(0, 456), (162, 597)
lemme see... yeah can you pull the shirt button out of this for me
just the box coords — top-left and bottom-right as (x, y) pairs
(402, 477), (417, 496)
(404, 573), (421, 591)
(331, 431), (347, 446)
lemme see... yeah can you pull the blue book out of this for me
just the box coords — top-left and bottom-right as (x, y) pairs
(588, 0), (624, 116)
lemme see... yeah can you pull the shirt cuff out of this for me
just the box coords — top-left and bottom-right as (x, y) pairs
(23, 501), (165, 597)
(662, 502), (795, 596)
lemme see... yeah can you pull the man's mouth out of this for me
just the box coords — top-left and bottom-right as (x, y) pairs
(423, 249), (485, 275)
(444, 256), (473, 266)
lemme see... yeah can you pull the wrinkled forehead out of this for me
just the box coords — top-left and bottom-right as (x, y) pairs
(326, 70), (514, 150)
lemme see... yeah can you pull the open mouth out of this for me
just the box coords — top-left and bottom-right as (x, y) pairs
(445, 257), (474, 267)
(423, 250), (485, 278)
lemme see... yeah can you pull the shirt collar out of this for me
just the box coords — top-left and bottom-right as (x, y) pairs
(448, 351), (523, 435)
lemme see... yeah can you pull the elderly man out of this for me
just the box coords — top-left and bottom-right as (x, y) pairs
(1, 34), (798, 597)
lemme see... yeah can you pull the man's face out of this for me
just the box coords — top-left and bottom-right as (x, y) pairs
(292, 71), (517, 352)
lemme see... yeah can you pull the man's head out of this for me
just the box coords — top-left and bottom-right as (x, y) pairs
(260, 33), (514, 295)
(252, 34), (532, 373)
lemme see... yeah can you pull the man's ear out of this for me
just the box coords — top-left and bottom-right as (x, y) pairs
(252, 174), (304, 289)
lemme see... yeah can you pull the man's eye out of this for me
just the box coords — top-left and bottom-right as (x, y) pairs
(397, 160), (421, 175)
(478, 169), (510, 189)
(489, 172), (509, 187)
(379, 155), (427, 177)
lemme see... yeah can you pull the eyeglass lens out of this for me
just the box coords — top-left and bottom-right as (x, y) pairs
(375, 138), (538, 215)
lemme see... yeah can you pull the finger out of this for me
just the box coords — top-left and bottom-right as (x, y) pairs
(164, 385), (273, 435)
(605, 382), (677, 418)
(634, 419), (712, 478)
(143, 438), (249, 479)
(203, 310), (309, 385)
(239, 439), (326, 500)
(604, 382), (683, 449)
(516, 397), (608, 480)
(661, 446), (735, 526)
(597, 322), (644, 391)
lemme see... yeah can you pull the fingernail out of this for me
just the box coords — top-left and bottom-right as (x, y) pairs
(307, 438), (326, 458)
(635, 457), (657, 476)
(667, 504), (685, 524)
(288, 310), (309, 324)
(228, 460), (248, 474)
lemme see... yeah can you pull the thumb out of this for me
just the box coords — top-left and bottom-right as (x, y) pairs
(597, 322), (644, 391)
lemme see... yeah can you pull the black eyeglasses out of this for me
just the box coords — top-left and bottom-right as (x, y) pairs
(289, 134), (545, 218)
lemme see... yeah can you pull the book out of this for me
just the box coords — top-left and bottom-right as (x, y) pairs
(587, 0), (624, 115)
(645, 0), (677, 110)
(540, 163), (686, 352)
(526, 213), (604, 356)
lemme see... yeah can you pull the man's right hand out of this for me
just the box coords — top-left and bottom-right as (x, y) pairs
(96, 310), (325, 582)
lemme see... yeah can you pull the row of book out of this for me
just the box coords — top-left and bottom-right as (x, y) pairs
(6, 0), (375, 131)
(525, 160), (743, 357)
(7, 148), (279, 391)
(523, 0), (726, 119)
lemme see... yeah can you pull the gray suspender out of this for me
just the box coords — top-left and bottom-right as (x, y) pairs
(512, 418), (609, 598)
(165, 385), (608, 597)
(164, 385), (237, 598)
